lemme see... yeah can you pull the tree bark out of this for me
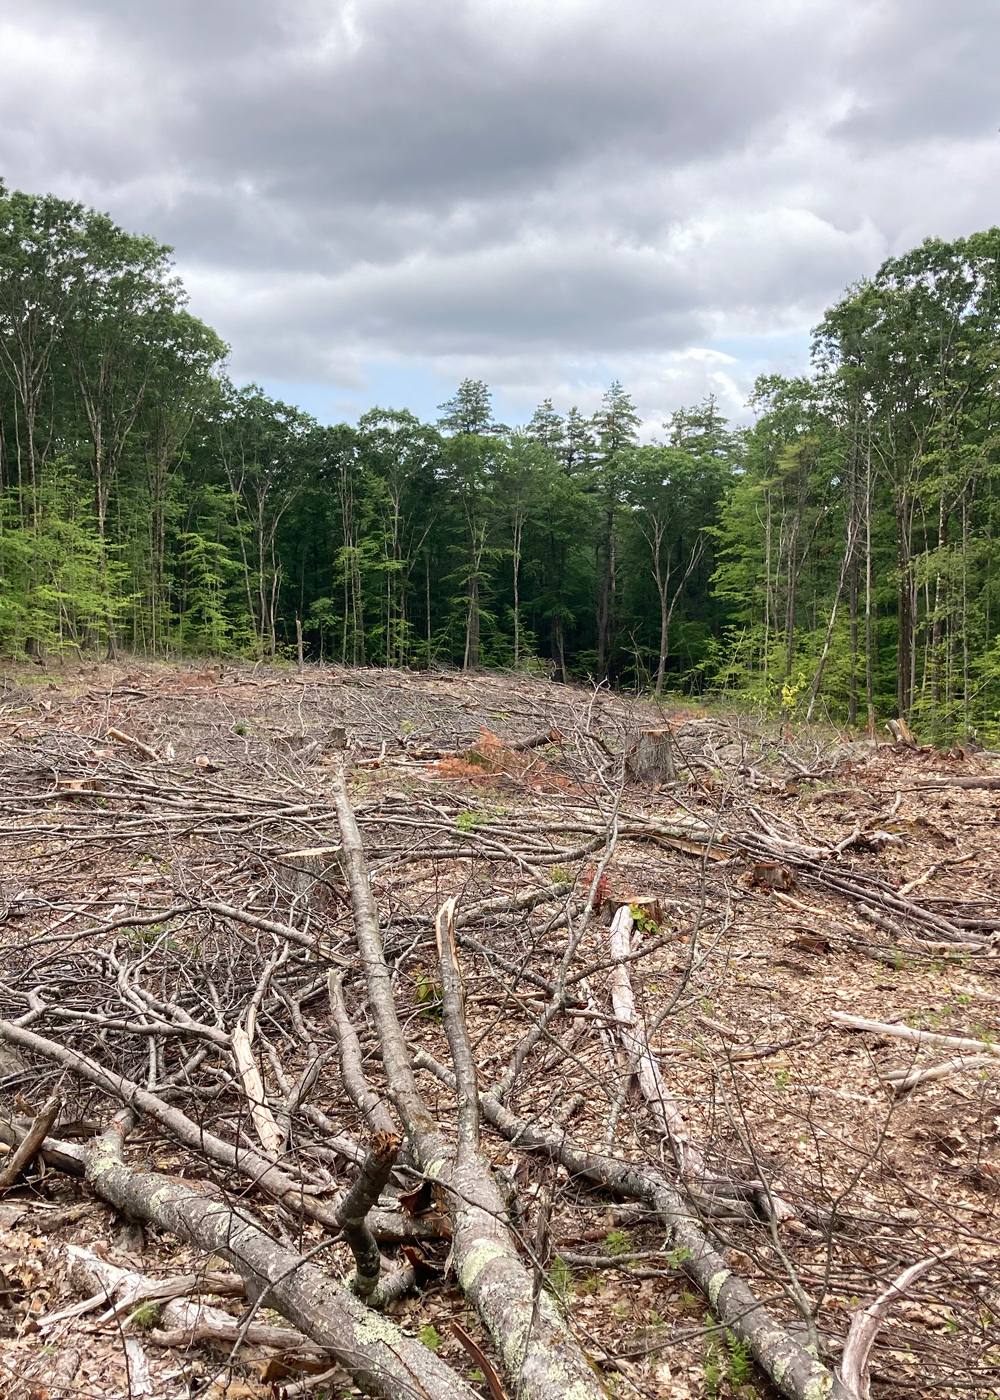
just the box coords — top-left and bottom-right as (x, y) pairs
(330, 770), (608, 1400)
(625, 729), (676, 785)
(83, 1121), (477, 1400)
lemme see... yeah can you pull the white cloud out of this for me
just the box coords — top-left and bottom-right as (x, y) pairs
(2, 0), (997, 427)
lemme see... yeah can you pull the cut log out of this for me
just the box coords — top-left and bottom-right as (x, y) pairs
(625, 728), (676, 785)
(330, 770), (607, 1400)
(507, 725), (562, 752)
(885, 717), (917, 747)
(83, 1121), (477, 1400)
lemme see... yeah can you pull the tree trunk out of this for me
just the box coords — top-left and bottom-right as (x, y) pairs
(416, 1051), (852, 1400)
(329, 774), (607, 1400)
(83, 1121), (477, 1400)
(596, 507), (616, 680)
(512, 512), (522, 666)
(864, 445), (875, 729)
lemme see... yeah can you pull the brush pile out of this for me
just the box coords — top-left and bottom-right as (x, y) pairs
(0, 662), (997, 1400)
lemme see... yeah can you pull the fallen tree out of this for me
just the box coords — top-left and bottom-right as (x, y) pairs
(413, 1049), (852, 1400)
(330, 767), (609, 1400)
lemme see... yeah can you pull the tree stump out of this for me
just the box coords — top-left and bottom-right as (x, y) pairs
(625, 729), (676, 786)
(885, 717), (917, 748)
(274, 846), (344, 912)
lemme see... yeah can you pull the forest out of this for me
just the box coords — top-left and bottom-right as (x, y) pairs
(3, 179), (1000, 737)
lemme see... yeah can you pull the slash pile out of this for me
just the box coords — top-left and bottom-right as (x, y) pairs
(0, 661), (998, 1399)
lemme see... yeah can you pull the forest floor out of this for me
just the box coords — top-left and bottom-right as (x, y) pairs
(0, 660), (998, 1400)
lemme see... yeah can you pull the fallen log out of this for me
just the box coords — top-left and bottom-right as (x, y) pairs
(605, 905), (796, 1223)
(415, 1049), (851, 1400)
(82, 1119), (478, 1400)
(330, 768), (607, 1400)
(827, 1011), (1000, 1060)
(606, 904), (704, 1177)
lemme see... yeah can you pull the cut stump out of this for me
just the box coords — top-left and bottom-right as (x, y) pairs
(626, 728), (676, 785)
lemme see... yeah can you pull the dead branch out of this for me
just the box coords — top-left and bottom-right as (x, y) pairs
(199, 899), (354, 965)
(330, 766), (608, 1400)
(0, 1018), (427, 1243)
(336, 1130), (401, 1299)
(827, 1010), (1000, 1060)
(882, 1054), (995, 1092)
(327, 970), (397, 1135)
(231, 1022), (285, 1157)
(0, 1087), (61, 1190)
(840, 1255), (947, 1400)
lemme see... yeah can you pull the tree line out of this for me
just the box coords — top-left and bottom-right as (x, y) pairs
(2, 180), (1000, 736)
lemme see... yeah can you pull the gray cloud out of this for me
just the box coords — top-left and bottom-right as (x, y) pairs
(2, 0), (998, 423)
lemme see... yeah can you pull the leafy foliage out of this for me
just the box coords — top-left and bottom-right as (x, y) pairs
(3, 177), (1000, 736)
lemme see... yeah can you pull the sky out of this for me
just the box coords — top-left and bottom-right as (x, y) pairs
(2, 0), (999, 436)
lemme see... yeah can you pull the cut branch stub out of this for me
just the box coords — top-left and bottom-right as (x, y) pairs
(336, 1131), (401, 1299)
(625, 728), (676, 785)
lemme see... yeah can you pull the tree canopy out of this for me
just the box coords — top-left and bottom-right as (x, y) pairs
(3, 180), (1000, 737)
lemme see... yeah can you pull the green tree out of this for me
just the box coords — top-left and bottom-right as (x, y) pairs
(437, 379), (507, 436)
(590, 381), (641, 678)
(621, 445), (730, 695)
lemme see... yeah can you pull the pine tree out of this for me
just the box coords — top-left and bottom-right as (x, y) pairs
(561, 407), (595, 474)
(437, 379), (507, 436)
(526, 398), (565, 450)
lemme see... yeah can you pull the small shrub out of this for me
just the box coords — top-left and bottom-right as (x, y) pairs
(604, 1229), (631, 1256)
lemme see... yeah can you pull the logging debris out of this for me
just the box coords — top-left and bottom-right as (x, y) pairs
(0, 660), (998, 1399)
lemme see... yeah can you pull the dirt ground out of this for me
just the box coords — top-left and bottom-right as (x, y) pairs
(0, 660), (997, 1400)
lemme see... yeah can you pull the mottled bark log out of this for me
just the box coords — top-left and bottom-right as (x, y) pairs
(415, 1049), (849, 1400)
(83, 1122), (477, 1400)
(330, 770), (608, 1400)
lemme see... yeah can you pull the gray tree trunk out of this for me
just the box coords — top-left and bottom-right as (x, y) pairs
(330, 771), (608, 1400)
(84, 1121), (477, 1400)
